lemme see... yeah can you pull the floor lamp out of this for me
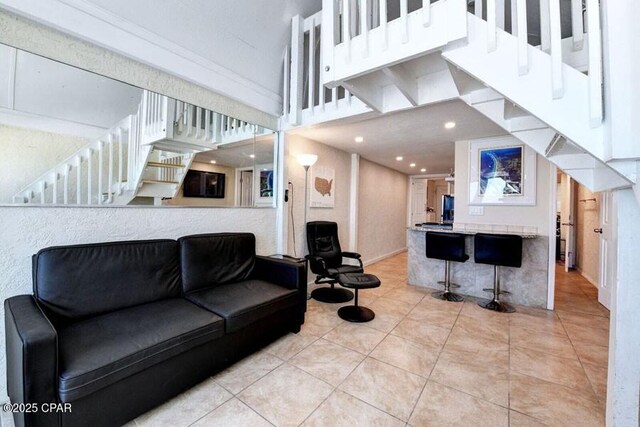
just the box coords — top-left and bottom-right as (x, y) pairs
(296, 154), (318, 245)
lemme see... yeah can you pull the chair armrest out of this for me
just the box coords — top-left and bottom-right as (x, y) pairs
(4, 295), (59, 427)
(305, 255), (328, 275)
(342, 252), (364, 269)
(342, 251), (361, 259)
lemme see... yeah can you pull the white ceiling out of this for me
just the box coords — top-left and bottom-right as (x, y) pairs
(82, 0), (321, 109)
(291, 100), (507, 175)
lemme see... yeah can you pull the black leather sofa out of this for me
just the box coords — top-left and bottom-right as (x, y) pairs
(4, 233), (306, 427)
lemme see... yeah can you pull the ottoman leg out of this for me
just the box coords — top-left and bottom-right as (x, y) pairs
(338, 289), (375, 322)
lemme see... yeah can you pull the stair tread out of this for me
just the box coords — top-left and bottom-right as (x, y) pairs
(147, 161), (185, 168)
(142, 179), (179, 184)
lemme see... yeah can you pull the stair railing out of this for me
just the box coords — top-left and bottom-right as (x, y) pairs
(475, 0), (602, 125)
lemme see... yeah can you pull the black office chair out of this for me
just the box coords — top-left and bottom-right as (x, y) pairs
(426, 232), (469, 302)
(306, 221), (363, 303)
(474, 233), (523, 313)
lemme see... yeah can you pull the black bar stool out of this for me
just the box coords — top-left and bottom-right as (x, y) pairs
(474, 233), (523, 313)
(426, 232), (469, 302)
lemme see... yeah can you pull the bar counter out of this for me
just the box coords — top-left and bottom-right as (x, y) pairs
(407, 227), (549, 308)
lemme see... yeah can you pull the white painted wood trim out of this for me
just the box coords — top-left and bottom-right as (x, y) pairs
(570, 0), (584, 51)
(309, 16), (316, 112)
(539, 0), (551, 52)
(343, 0), (352, 61)
(321, 0), (336, 87)
(379, 0), (388, 49)
(586, 0), (603, 127)
(275, 132), (286, 254)
(360, 0), (369, 56)
(487, 0), (497, 52)
(516, 0), (529, 75)
(349, 153), (360, 252)
(547, 163), (557, 310)
(422, 0), (431, 27)
(400, 0), (409, 43)
(289, 15), (304, 125)
(549, 0), (564, 98)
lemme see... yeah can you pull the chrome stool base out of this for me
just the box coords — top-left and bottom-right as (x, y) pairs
(432, 290), (465, 302)
(477, 298), (516, 313)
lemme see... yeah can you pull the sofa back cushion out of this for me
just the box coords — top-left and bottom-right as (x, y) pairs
(34, 240), (181, 321)
(179, 233), (256, 293)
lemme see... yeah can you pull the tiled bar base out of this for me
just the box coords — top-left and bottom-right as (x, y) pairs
(407, 229), (549, 308)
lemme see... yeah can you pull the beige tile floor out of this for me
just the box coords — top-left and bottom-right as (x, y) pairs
(127, 254), (609, 426)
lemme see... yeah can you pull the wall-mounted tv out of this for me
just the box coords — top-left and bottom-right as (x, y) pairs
(183, 170), (225, 198)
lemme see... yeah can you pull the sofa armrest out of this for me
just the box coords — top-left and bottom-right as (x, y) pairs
(5, 295), (59, 427)
(253, 256), (308, 320)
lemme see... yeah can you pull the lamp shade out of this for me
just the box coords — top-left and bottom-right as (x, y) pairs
(297, 154), (318, 167)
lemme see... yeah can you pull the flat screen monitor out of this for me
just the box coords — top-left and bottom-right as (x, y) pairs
(442, 195), (454, 223)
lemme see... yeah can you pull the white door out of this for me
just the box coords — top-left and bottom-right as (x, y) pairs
(598, 191), (614, 309)
(411, 178), (427, 225)
(240, 170), (253, 207)
(563, 176), (576, 272)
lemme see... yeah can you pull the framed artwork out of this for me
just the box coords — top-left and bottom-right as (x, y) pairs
(255, 164), (274, 206)
(469, 138), (536, 205)
(310, 166), (335, 208)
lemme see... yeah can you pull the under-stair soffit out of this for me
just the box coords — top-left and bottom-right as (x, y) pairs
(291, 100), (507, 175)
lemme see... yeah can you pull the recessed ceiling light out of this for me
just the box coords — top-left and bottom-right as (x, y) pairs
(354, 136), (364, 143)
(409, 163), (416, 167)
(210, 160), (217, 164)
(444, 121), (456, 129)
(396, 156), (403, 161)
(249, 154), (255, 159)
(420, 168), (426, 172)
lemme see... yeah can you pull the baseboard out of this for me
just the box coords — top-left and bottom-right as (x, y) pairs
(576, 267), (599, 288)
(363, 247), (408, 267)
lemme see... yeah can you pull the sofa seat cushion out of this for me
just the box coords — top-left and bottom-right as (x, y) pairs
(326, 264), (363, 276)
(186, 280), (299, 333)
(57, 299), (224, 403)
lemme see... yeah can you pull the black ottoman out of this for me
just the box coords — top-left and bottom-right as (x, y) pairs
(336, 273), (381, 322)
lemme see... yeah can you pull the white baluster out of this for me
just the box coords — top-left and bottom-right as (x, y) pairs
(117, 127), (123, 191)
(496, 0), (505, 29)
(186, 106), (194, 137)
(40, 181), (45, 204)
(517, 0), (529, 75)
(571, 0), (584, 51)
(422, 0), (431, 27)
(51, 173), (57, 204)
(196, 107), (203, 139)
(379, 0), (387, 49)
(539, 0), (550, 52)
(290, 15), (304, 125)
(309, 17), (316, 111)
(549, 0), (563, 98)
(400, 0), (408, 43)
(76, 155), (82, 204)
(63, 165), (69, 205)
(318, 23), (325, 111)
(87, 149), (93, 205)
(360, 0), (369, 56)
(487, 0), (497, 52)
(108, 135), (114, 203)
(586, 0), (602, 126)
(98, 141), (104, 205)
(205, 110), (211, 142)
(343, 0), (351, 61)
(475, 0), (483, 18)
(511, 0), (517, 35)
(283, 47), (291, 118)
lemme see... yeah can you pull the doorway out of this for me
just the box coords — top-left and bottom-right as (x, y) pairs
(236, 168), (254, 207)
(409, 176), (452, 225)
(554, 170), (611, 309)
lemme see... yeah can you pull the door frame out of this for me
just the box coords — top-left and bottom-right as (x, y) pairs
(546, 165), (558, 310)
(407, 174), (448, 227)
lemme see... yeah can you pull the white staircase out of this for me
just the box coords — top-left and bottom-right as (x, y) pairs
(283, 0), (638, 195)
(13, 91), (257, 205)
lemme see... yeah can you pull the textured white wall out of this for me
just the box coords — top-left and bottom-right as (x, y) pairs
(0, 206), (276, 398)
(575, 184), (600, 286)
(358, 158), (408, 263)
(285, 134), (352, 259)
(454, 139), (553, 236)
(0, 124), (89, 203)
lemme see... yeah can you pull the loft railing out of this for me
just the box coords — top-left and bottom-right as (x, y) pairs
(469, 0), (602, 125)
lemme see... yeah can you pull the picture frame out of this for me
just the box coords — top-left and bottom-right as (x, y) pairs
(255, 164), (274, 206)
(469, 137), (536, 206)
(310, 166), (335, 208)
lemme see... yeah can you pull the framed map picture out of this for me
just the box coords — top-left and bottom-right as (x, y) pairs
(310, 166), (335, 208)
